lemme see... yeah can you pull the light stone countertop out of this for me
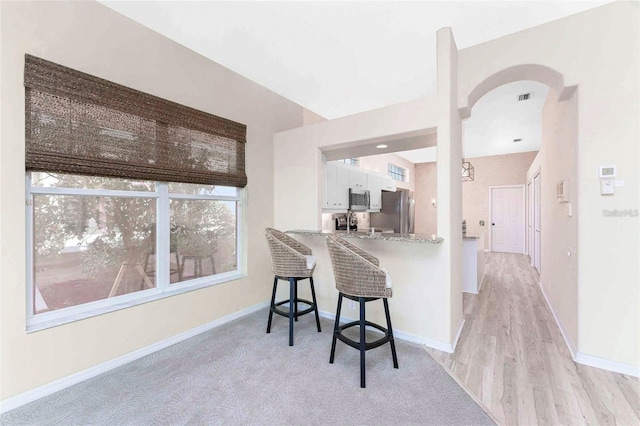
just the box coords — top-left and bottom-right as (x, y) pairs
(463, 234), (481, 240)
(286, 229), (444, 244)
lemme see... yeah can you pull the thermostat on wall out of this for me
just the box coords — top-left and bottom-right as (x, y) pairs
(598, 164), (616, 178)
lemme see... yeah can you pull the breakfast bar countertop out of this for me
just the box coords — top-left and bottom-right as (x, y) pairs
(286, 229), (444, 244)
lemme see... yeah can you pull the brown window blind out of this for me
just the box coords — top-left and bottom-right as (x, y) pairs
(24, 55), (247, 187)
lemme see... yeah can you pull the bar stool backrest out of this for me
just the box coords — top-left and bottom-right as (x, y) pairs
(265, 228), (313, 278)
(326, 234), (392, 299)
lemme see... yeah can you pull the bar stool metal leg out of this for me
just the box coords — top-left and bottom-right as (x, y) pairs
(288, 277), (296, 346)
(330, 293), (343, 363)
(359, 296), (367, 388)
(384, 298), (399, 369)
(310, 277), (322, 332)
(266, 276), (278, 334)
(294, 278), (298, 322)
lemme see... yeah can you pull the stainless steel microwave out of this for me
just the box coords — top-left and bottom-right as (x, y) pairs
(349, 188), (370, 211)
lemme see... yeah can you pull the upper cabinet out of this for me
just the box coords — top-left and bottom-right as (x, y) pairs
(368, 174), (383, 211)
(380, 176), (396, 192)
(348, 168), (368, 189)
(323, 161), (395, 212)
(367, 173), (396, 212)
(324, 161), (349, 210)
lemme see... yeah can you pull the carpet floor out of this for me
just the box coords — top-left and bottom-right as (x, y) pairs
(2, 310), (494, 425)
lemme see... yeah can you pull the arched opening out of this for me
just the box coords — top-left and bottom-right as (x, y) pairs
(459, 64), (574, 119)
(427, 63), (583, 424)
(462, 79), (548, 262)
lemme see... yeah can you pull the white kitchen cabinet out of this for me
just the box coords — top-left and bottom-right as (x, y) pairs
(324, 162), (349, 210)
(380, 176), (396, 192)
(348, 168), (368, 190)
(367, 174), (383, 211)
(323, 162), (394, 212)
(366, 173), (395, 212)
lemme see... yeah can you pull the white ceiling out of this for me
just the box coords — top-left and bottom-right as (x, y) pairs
(99, 0), (606, 162)
(395, 80), (549, 163)
(464, 80), (549, 158)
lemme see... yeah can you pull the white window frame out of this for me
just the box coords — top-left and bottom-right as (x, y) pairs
(338, 158), (359, 166)
(388, 163), (406, 182)
(25, 173), (247, 332)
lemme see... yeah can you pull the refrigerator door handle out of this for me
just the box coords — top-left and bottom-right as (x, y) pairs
(407, 193), (414, 234)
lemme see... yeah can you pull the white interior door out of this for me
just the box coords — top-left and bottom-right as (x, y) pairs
(491, 186), (525, 253)
(534, 173), (541, 273)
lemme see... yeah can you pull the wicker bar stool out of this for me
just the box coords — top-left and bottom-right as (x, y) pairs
(265, 228), (322, 346)
(326, 234), (398, 388)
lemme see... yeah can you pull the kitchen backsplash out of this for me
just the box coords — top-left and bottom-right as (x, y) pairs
(322, 212), (370, 230)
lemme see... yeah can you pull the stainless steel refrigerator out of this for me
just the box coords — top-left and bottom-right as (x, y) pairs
(370, 189), (415, 234)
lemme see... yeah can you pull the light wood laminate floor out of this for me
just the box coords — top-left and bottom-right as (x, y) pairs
(426, 253), (640, 425)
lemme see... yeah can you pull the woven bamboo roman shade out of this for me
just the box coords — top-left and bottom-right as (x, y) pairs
(24, 55), (247, 187)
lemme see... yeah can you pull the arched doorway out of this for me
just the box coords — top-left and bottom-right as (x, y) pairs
(459, 64), (573, 273)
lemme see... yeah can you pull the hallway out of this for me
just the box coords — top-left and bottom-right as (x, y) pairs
(426, 253), (640, 425)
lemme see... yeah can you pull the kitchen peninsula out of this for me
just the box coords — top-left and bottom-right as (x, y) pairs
(288, 229), (444, 244)
(285, 230), (463, 352)
(462, 235), (485, 294)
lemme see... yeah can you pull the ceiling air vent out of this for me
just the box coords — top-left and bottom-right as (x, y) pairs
(513, 138), (522, 143)
(518, 93), (531, 101)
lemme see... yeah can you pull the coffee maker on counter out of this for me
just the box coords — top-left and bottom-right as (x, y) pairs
(334, 213), (358, 231)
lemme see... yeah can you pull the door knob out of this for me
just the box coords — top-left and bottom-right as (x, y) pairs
(492, 223), (495, 226)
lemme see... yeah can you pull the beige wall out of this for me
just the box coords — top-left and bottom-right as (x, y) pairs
(458, 1), (639, 368)
(302, 108), (326, 126)
(462, 152), (537, 250)
(0, 1), (306, 400)
(414, 162), (438, 235)
(530, 89), (579, 352)
(415, 151), (537, 246)
(358, 153), (415, 191)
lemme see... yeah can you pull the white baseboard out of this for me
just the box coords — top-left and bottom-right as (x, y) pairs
(478, 272), (486, 293)
(318, 310), (459, 353)
(451, 318), (465, 353)
(537, 280), (639, 377)
(0, 301), (269, 415)
(575, 352), (640, 377)
(537, 280), (577, 358)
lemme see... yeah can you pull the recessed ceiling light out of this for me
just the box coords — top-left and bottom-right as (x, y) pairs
(376, 144), (388, 149)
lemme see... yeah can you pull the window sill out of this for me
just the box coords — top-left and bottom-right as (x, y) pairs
(26, 271), (247, 333)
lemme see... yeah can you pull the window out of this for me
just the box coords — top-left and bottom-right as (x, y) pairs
(28, 173), (243, 328)
(388, 164), (406, 182)
(338, 158), (359, 166)
(24, 55), (247, 330)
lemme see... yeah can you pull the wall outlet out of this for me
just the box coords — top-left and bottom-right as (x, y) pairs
(349, 300), (356, 309)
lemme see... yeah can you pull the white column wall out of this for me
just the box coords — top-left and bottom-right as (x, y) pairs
(436, 28), (464, 343)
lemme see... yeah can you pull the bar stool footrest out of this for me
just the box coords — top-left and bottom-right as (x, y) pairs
(272, 298), (316, 319)
(336, 320), (393, 351)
